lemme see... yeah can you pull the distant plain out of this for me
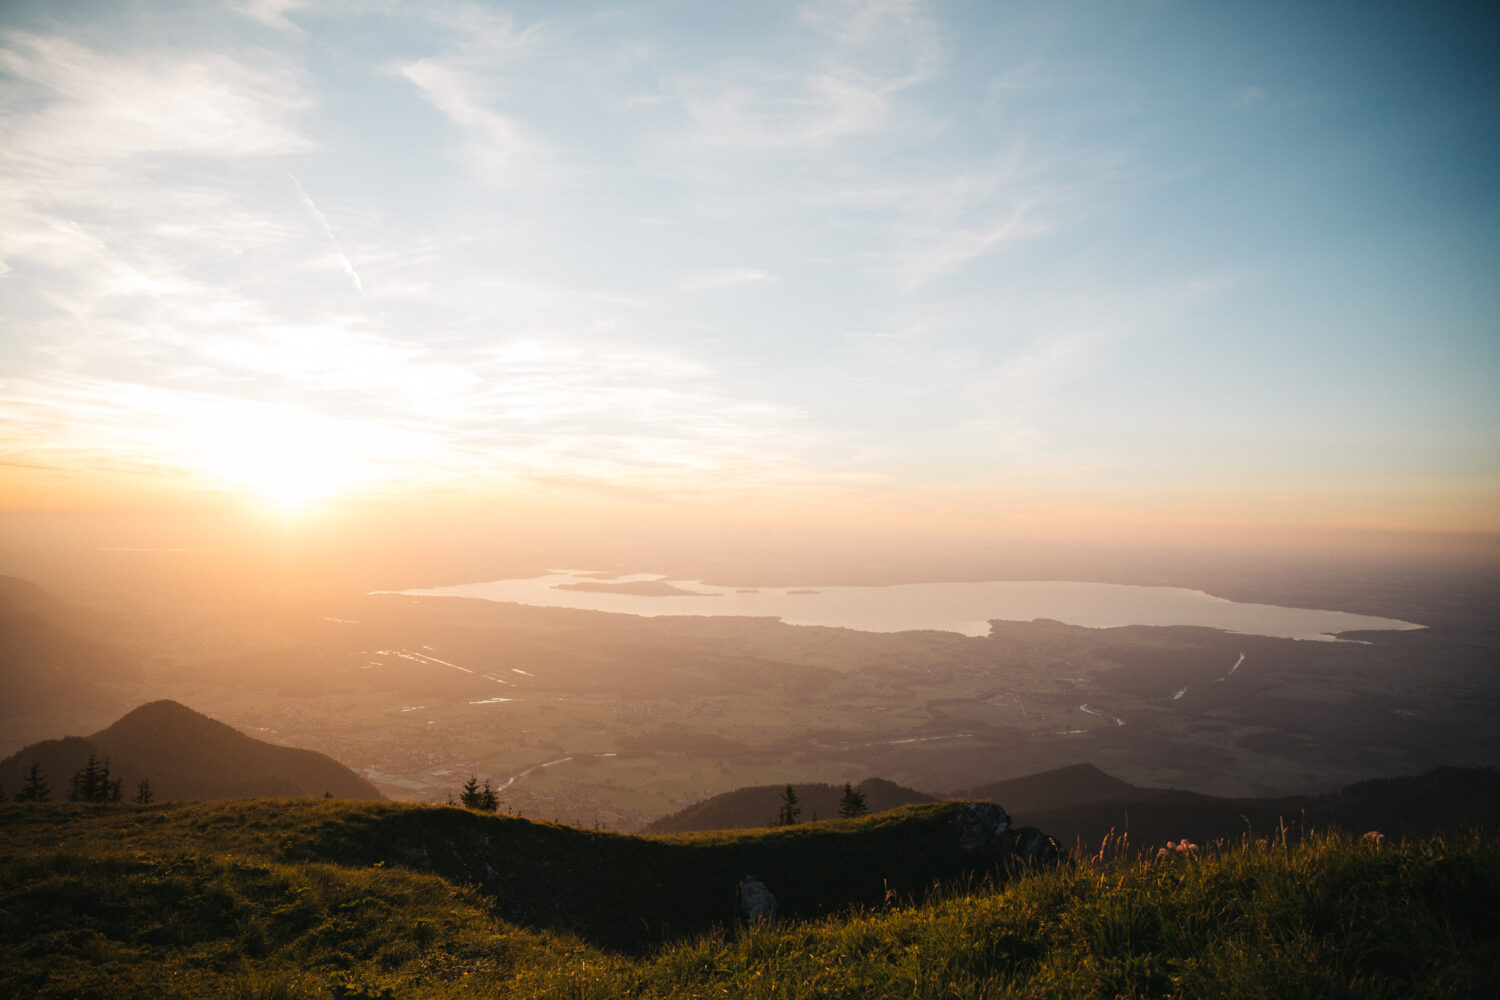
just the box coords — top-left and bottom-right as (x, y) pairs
(6, 545), (1495, 831)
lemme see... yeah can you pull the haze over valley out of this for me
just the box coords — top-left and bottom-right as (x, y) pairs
(4, 540), (1496, 833)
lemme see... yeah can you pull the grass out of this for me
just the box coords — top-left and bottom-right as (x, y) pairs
(2, 799), (1496, 998)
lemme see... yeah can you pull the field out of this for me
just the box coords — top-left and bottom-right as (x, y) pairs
(6, 549), (1499, 831)
(121, 589), (1498, 828)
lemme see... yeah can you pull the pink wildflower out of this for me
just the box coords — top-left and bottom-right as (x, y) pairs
(1362, 830), (1386, 847)
(1158, 839), (1199, 857)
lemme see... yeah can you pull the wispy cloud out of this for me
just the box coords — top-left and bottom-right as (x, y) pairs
(393, 7), (566, 187)
(0, 32), (309, 163)
(289, 173), (366, 295)
(681, 268), (777, 292)
(231, 0), (307, 33)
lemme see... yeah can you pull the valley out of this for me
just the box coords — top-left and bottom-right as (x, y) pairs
(6, 560), (1496, 831)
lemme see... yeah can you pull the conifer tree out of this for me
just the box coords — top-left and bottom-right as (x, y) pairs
(479, 779), (498, 812)
(776, 784), (801, 825)
(16, 762), (49, 802)
(68, 752), (121, 803)
(459, 775), (483, 809)
(135, 778), (153, 804)
(838, 782), (868, 819)
(69, 751), (103, 802)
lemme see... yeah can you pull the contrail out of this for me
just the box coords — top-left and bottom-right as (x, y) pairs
(288, 172), (365, 295)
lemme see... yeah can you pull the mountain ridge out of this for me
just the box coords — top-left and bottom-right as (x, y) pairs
(646, 762), (1500, 848)
(643, 776), (936, 833)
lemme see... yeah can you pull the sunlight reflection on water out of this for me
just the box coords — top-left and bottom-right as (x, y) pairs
(389, 570), (1423, 641)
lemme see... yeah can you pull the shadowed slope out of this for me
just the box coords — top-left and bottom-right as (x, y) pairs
(0, 796), (1051, 952)
(644, 777), (936, 834)
(0, 700), (383, 801)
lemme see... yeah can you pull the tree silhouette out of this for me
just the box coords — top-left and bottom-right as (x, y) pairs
(135, 778), (153, 804)
(838, 782), (868, 819)
(16, 762), (50, 802)
(68, 751), (121, 803)
(459, 775), (498, 811)
(775, 784), (800, 825)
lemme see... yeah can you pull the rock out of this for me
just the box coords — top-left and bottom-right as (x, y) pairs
(952, 801), (1011, 854)
(737, 875), (777, 926)
(1010, 826), (1062, 866)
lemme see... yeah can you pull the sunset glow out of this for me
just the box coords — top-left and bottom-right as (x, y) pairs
(0, 0), (1495, 557)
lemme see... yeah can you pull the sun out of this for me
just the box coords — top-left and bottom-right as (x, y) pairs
(191, 403), (375, 513)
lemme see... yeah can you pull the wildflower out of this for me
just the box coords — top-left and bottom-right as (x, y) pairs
(1362, 830), (1386, 847)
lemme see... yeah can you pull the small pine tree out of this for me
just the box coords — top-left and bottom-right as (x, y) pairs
(478, 780), (498, 812)
(68, 753), (122, 803)
(838, 782), (868, 819)
(69, 751), (104, 802)
(776, 784), (801, 826)
(16, 762), (49, 802)
(459, 775), (483, 809)
(135, 778), (153, 804)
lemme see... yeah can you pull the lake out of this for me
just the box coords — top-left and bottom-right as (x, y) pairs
(392, 570), (1423, 641)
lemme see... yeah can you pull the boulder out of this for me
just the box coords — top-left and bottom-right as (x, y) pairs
(737, 875), (777, 926)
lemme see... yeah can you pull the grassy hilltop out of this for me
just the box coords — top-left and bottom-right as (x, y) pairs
(3, 798), (1498, 999)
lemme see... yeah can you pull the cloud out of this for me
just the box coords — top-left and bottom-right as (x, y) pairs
(0, 28), (317, 320)
(798, 0), (943, 84)
(681, 267), (777, 292)
(231, 0), (308, 33)
(392, 7), (566, 187)
(398, 58), (554, 181)
(289, 173), (366, 295)
(0, 32), (310, 164)
(884, 198), (1044, 290)
(657, 0), (943, 158)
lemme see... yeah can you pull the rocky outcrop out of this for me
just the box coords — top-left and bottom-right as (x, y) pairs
(736, 875), (777, 926)
(952, 801), (1063, 868)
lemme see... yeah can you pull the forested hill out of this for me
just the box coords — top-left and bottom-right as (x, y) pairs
(0, 699), (383, 802)
(959, 763), (1500, 850)
(644, 777), (935, 833)
(646, 764), (1500, 848)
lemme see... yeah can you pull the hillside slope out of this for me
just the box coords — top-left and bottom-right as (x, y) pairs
(956, 762), (1154, 815)
(0, 700), (383, 801)
(1, 798), (1496, 998)
(0, 796), (1050, 952)
(1011, 765), (1500, 850)
(644, 777), (935, 833)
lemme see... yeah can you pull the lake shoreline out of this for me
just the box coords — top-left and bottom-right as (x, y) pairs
(386, 570), (1425, 642)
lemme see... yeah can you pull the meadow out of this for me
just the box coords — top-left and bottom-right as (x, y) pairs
(3, 797), (1495, 999)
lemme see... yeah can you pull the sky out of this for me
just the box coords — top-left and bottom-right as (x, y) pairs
(1, 0), (1497, 563)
